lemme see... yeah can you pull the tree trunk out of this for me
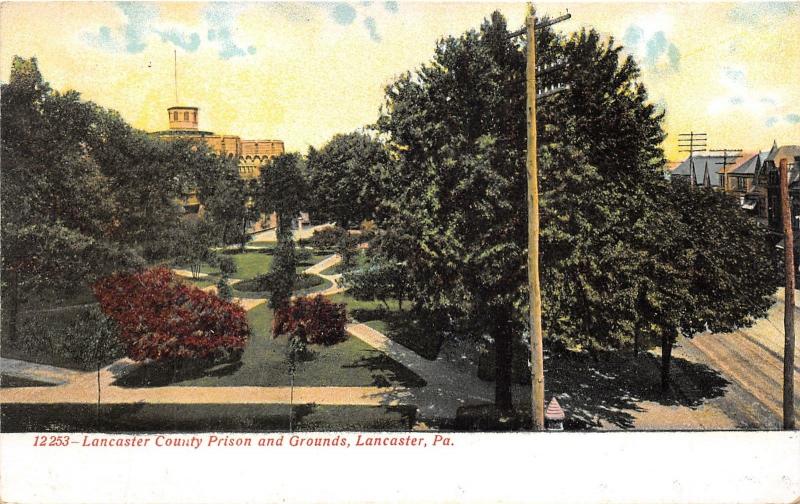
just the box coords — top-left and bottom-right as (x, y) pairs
(397, 297), (403, 311)
(661, 333), (673, 394)
(493, 308), (514, 413)
(633, 330), (640, 357)
(6, 269), (19, 342)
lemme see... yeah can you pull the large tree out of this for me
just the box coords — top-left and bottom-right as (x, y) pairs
(1, 57), (144, 340)
(306, 132), (388, 228)
(374, 11), (779, 409)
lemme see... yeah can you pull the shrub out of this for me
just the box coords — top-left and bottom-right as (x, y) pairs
(273, 296), (348, 345)
(216, 276), (233, 301)
(234, 273), (322, 294)
(93, 267), (250, 362)
(308, 226), (347, 250)
(217, 255), (238, 276)
(295, 247), (313, 264)
(13, 305), (124, 370)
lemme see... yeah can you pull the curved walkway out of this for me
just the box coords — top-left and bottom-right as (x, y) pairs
(3, 251), (499, 423)
(301, 254), (345, 297)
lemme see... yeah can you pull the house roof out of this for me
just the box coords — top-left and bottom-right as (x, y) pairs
(670, 154), (729, 186)
(730, 150), (771, 176)
(767, 145), (800, 165)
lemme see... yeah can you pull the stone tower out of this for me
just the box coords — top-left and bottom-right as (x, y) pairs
(168, 106), (199, 131)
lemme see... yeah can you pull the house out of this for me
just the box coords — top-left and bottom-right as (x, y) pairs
(741, 142), (779, 220)
(669, 154), (732, 188)
(763, 144), (800, 234)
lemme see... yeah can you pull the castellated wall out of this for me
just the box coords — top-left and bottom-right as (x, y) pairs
(155, 106), (285, 180)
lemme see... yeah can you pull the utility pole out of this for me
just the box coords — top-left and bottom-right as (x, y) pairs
(678, 132), (707, 187)
(509, 3), (570, 431)
(710, 148), (742, 190)
(779, 157), (796, 430)
(525, 5), (544, 432)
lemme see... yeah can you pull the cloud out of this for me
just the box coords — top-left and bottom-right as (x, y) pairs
(82, 2), (255, 59)
(364, 16), (381, 42)
(786, 114), (800, 124)
(322, 2), (388, 42)
(624, 24), (680, 75)
(709, 65), (788, 126)
(728, 2), (799, 23)
(204, 3), (256, 60)
(331, 3), (357, 25)
(84, 2), (157, 54)
(84, 26), (122, 52)
(117, 2), (157, 53)
(156, 29), (201, 52)
(623, 25), (643, 47)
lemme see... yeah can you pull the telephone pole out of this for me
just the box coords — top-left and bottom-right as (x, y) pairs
(779, 157), (796, 430)
(678, 132), (707, 187)
(508, 3), (570, 430)
(710, 148), (742, 190)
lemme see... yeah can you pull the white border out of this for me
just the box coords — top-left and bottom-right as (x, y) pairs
(1, 431), (799, 504)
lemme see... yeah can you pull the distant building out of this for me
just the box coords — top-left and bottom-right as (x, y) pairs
(762, 144), (800, 234)
(152, 106), (285, 180)
(727, 151), (769, 199)
(151, 105), (286, 227)
(669, 154), (732, 188)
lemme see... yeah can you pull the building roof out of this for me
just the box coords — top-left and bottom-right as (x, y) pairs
(767, 145), (800, 164)
(151, 129), (215, 136)
(730, 150), (771, 176)
(670, 154), (729, 186)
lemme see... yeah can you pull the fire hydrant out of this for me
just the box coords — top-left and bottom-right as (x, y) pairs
(545, 397), (565, 431)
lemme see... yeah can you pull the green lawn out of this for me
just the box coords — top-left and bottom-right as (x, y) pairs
(329, 293), (442, 360)
(177, 249), (328, 283)
(114, 305), (425, 388)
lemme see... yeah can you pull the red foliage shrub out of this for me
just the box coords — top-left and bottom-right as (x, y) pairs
(273, 296), (348, 345)
(93, 267), (250, 361)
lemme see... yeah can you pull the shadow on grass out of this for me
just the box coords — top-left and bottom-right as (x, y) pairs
(0, 403), (418, 432)
(0, 375), (58, 388)
(445, 346), (730, 431)
(542, 348), (730, 430)
(352, 308), (442, 361)
(342, 352), (427, 388)
(113, 359), (244, 388)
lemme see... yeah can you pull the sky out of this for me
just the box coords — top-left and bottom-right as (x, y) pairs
(1, 1), (798, 160)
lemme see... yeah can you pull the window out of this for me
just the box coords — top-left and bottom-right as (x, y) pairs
(173, 111), (178, 121)
(193, 111), (197, 122)
(736, 177), (746, 191)
(184, 111), (189, 121)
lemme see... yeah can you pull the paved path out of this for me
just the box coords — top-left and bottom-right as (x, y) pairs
(675, 288), (800, 429)
(0, 357), (84, 385)
(345, 323), (514, 421)
(302, 254), (345, 297)
(250, 223), (334, 243)
(172, 269), (209, 279)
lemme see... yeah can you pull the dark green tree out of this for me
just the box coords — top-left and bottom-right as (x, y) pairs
(0, 57), (145, 340)
(259, 153), (307, 309)
(306, 132), (389, 228)
(647, 180), (780, 391)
